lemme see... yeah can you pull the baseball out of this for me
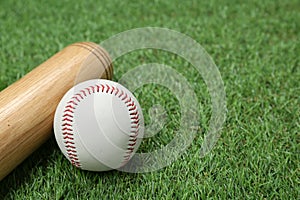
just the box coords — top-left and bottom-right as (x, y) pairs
(53, 79), (144, 171)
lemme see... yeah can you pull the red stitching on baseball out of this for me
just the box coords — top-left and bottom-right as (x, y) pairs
(105, 84), (110, 93)
(78, 94), (84, 99)
(126, 147), (134, 152)
(80, 90), (86, 97)
(131, 115), (139, 120)
(130, 111), (138, 116)
(72, 96), (80, 102)
(62, 82), (141, 169)
(118, 90), (124, 98)
(96, 85), (101, 92)
(65, 105), (75, 110)
(132, 119), (139, 124)
(86, 88), (91, 95)
(67, 149), (77, 153)
(69, 156), (79, 161)
(115, 87), (119, 96)
(63, 113), (73, 118)
(72, 161), (80, 167)
(128, 142), (136, 146)
(62, 98), (80, 167)
(128, 105), (136, 111)
(62, 123), (72, 127)
(122, 93), (128, 101)
(67, 145), (75, 149)
(64, 109), (74, 113)
(89, 86), (95, 93)
(131, 124), (139, 129)
(127, 101), (135, 107)
(120, 94), (141, 166)
(76, 93), (84, 99)
(62, 127), (73, 131)
(125, 97), (131, 104)
(63, 136), (74, 140)
(64, 141), (75, 144)
(67, 100), (78, 106)
(62, 118), (73, 122)
(67, 153), (77, 157)
(110, 86), (115, 94)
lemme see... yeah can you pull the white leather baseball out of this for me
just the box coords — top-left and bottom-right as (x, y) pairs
(53, 79), (144, 171)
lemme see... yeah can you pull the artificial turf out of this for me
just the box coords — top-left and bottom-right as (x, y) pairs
(0, 0), (299, 199)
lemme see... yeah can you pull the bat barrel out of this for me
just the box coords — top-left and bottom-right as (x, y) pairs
(0, 42), (113, 180)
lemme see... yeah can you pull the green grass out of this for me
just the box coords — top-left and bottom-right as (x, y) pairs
(0, 0), (299, 199)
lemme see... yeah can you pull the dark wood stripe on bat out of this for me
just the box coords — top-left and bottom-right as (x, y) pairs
(80, 42), (113, 79)
(70, 43), (110, 79)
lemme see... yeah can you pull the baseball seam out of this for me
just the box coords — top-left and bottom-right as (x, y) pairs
(61, 83), (141, 168)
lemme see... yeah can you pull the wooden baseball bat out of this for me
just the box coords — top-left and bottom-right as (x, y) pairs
(0, 42), (113, 180)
